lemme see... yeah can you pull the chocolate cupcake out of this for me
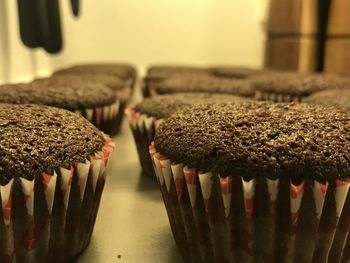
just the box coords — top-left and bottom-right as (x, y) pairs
(210, 66), (266, 79)
(0, 104), (114, 263)
(33, 74), (129, 134)
(252, 72), (350, 102)
(0, 82), (120, 136)
(305, 89), (350, 111)
(146, 65), (209, 80)
(126, 93), (245, 179)
(146, 75), (254, 98)
(42, 73), (127, 93)
(143, 65), (210, 97)
(151, 101), (350, 263)
(54, 63), (137, 100)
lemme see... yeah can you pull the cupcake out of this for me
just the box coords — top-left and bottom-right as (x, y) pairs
(210, 66), (266, 79)
(33, 74), (129, 134)
(54, 63), (137, 100)
(151, 101), (350, 263)
(252, 72), (350, 102)
(143, 65), (210, 97)
(305, 89), (350, 111)
(0, 82), (119, 136)
(126, 93), (245, 179)
(146, 65), (209, 80)
(0, 103), (114, 263)
(145, 75), (254, 98)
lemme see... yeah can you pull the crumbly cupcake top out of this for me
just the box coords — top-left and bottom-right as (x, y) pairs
(153, 76), (254, 97)
(155, 102), (350, 180)
(210, 66), (265, 79)
(146, 65), (210, 80)
(0, 82), (116, 110)
(133, 93), (245, 119)
(54, 63), (136, 80)
(305, 89), (350, 111)
(0, 104), (105, 183)
(35, 74), (126, 91)
(252, 72), (350, 96)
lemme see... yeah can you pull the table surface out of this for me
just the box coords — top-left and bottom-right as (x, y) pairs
(76, 86), (185, 263)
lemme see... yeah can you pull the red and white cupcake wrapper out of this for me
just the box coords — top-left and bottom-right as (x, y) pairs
(125, 108), (163, 178)
(151, 146), (350, 263)
(116, 85), (132, 103)
(82, 101), (121, 127)
(74, 86), (131, 136)
(125, 108), (163, 133)
(309, 179), (350, 263)
(0, 135), (114, 263)
(332, 187), (350, 262)
(142, 80), (159, 98)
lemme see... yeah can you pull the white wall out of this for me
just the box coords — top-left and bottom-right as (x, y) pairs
(0, 1), (50, 83)
(0, 0), (268, 83)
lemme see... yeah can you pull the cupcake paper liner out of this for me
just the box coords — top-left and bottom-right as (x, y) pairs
(125, 108), (163, 179)
(74, 85), (131, 136)
(112, 84), (132, 135)
(0, 136), (114, 263)
(142, 79), (158, 98)
(118, 82), (133, 103)
(150, 143), (350, 263)
(76, 99), (124, 136)
(255, 91), (302, 103)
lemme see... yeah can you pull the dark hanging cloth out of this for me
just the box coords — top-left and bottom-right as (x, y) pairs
(17, 0), (80, 54)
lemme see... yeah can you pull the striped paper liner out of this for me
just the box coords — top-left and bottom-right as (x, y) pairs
(79, 97), (124, 136)
(77, 83), (132, 136)
(116, 84), (132, 104)
(151, 144), (350, 263)
(125, 108), (163, 179)
(142, 79), (161, 98)
(0, 135), (114, 263)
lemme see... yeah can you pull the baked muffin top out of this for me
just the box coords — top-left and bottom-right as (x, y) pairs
(134, 93), (245, 119)
(0, 82), (116, 110)
(145, 65), (210, 81)
(0, 104), (105, 183)
(152, 75), (254, 97)
(34, 73), (126, 91)
(305, 89), (350, 111)
(210, 66), (266, 79)
(54, 63), (136, 80)
(252, 72), (350, 97)
(155, 101), (350, 181)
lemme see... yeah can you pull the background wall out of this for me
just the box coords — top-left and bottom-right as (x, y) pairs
(0, 0), (268, 83)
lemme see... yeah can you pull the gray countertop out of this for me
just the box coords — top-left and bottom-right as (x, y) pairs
(76, 87), (185, 263)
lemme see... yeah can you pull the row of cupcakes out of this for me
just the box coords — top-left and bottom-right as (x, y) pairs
(0, 62), (137, 263)
(1, 63), (137, 136)
(142, 65), (350, 103)
(1, 62), (350, 263)
(132, 66), (350, 180)
(127, 65), (350, 262)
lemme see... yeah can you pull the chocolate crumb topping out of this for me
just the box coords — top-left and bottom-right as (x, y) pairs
(252, 72), (350, 97)
(146, 65), (209, 81)
(54, 64), (136, 80)
(40, 73), (126, 91)
(154, 76), (254, 97)
(0, 104), (105, 183)
(210, 66), (266, 79)
(134, 93), (245, 119)
(0, 82), (116, 110)
(155, 102), (350, 180)
(305, 89), (350, 111)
